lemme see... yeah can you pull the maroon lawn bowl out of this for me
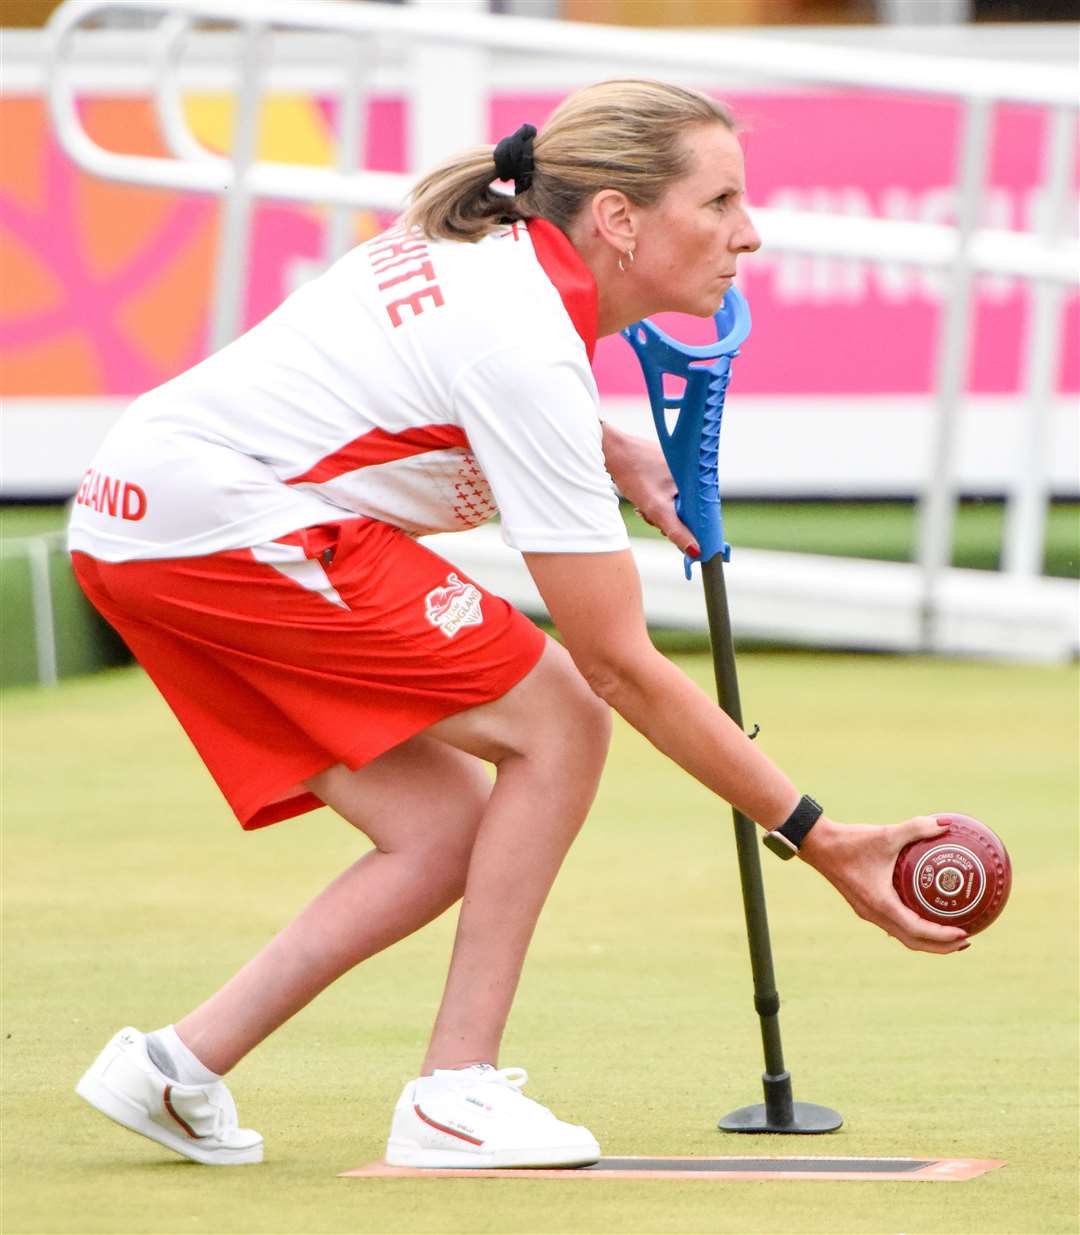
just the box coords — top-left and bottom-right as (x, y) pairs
(893, 814), (1012, 936)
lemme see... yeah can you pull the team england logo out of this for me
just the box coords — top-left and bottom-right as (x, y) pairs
(425, 573), (483, 638)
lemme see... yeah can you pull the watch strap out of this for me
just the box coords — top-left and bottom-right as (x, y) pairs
(762, 795), (823, 861)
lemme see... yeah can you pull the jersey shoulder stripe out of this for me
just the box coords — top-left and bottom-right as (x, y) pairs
(285, 423), (469, 487)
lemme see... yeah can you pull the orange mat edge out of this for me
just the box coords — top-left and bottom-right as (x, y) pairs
(340, 1156), (1007, 1182)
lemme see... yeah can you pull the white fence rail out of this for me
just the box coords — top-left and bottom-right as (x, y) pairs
(44, 0), (1080, 659)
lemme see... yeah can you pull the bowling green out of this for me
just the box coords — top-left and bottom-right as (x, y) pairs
(3, 652), (1076, 1234)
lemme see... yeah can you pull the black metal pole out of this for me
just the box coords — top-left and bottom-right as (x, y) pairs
(701, 555), (842, 1134)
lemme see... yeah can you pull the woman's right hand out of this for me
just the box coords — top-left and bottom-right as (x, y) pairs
(798, 815), (970, 955)
(599, 423), (699, 557)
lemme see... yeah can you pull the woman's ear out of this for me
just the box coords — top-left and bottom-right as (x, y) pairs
(590, 190), (637, 254)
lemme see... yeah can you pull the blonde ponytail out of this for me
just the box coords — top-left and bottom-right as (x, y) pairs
(404, 145), (515, 243)
(404, 79), (736, 243)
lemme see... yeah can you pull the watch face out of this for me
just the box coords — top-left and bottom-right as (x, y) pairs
(763, 831), (798, 860)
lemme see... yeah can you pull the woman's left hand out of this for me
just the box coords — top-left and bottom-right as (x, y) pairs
(799, 816), (970, 954)
(600, 422), (699, 557)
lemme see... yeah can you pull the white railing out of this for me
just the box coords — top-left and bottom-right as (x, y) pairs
(46, 0), (1080, 648)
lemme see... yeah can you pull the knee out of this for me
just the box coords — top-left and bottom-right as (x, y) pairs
(413, 840), (473, 904)
(424, 779), (488, 868)
(420, 759), (492, 864)
(378, 797), (482, 908)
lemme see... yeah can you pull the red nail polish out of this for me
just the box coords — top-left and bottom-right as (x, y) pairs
(687, 545), (701, 558)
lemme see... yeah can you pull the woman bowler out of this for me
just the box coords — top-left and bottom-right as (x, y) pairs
(69, 79), (968, 1170)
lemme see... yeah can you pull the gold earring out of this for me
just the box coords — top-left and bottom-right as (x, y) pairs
(618, 247), (635, 273)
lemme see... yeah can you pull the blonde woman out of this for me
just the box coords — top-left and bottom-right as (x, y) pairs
(70, 79), (967, 1170)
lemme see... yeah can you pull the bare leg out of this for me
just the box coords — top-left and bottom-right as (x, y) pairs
(176, 640), (610, 1079)
(420, 641), (611, 1072)
(175, 737), (491, 1074)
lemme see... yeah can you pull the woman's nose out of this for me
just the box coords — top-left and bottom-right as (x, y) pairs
(734, 206), (762, 254)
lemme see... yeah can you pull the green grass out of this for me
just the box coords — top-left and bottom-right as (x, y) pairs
(3, 656), (1077, 1234)
(0, 507), (70, 542)
(8, 502), (1076, 577)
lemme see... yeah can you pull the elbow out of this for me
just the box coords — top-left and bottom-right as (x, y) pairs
(575, 651), (643, 711)
(579, 660), (624, 707)
(562, 627), (659, 711)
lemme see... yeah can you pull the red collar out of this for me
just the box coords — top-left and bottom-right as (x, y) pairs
(526, 218), (598, 363)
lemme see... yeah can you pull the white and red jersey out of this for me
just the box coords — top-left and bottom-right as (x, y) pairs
(67, 219), (630, 563)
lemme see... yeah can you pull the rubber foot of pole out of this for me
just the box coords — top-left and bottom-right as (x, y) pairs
(718, 1101), (843, 1134)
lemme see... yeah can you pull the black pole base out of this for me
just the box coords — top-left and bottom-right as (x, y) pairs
(718, 1100), (843, 1134)
(718, 1071), (843, 1134)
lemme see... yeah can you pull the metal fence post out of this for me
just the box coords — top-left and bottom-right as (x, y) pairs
(408, 0), (489, 174)
(1002, 105), (1077, 579)
(208, 19), (267, 352)
(324, 37), (369, 266)
(914, 94), (992, 650)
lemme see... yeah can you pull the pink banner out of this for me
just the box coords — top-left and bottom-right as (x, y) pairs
(2, 90), (1076, 399)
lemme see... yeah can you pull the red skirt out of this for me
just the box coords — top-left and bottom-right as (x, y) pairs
(72, 517), (545, 830)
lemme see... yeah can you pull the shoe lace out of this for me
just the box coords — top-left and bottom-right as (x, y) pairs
(467, 1067), (557, 1119)
(480, 1066), (527, 1091)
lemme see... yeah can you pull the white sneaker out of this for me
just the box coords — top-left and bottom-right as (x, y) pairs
(75, 1027), (263, 1166)
(385, 1064), (600, 1169)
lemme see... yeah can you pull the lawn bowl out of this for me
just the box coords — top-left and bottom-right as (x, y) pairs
(893, 815), (1011, 936)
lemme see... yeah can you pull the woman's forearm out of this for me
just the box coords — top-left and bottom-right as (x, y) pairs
(585, 645), (800, 828)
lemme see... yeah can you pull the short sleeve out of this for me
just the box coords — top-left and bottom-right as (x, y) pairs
(453, 345), (631, 554)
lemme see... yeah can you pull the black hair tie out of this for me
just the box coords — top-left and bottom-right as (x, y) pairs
(493, 123), (537, 194)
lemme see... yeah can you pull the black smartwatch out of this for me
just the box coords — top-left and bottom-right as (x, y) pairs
(762, 795), (823, 860)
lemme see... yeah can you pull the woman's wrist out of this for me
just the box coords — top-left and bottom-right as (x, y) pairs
(796, 815), (840, 867)
(760, 793), (823, 860)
